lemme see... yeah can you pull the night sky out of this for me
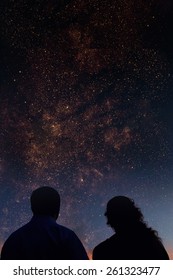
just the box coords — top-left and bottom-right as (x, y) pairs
(0, 0), (173, 259)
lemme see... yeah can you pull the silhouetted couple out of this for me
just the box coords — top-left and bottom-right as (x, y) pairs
(1, 187), (169, 260)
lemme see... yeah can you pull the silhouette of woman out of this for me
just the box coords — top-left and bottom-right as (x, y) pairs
(93, 196), (169, 260)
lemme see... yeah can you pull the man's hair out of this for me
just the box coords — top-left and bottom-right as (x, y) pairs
(30, 186), (60, 217)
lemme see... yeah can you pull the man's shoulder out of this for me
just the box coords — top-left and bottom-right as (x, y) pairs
(55, 223), (78, 239)
(1, 222), (30, 256)
(5, 223), (30, 242)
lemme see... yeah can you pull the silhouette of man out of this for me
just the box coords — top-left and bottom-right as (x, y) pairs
(1, 186), (88, 260)
(93, 196), (169, 260)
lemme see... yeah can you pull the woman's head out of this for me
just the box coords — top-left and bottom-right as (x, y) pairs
(105, 196), (144, 231)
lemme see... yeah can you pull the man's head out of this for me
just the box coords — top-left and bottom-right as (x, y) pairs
(30, 186), (60, 219)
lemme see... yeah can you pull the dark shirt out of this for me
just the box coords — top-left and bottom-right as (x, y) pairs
(93, 232), (169, 260)
(1, 215), (88, 260)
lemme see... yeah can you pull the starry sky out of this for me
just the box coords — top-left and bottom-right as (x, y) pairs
(0, 0), (173, 259)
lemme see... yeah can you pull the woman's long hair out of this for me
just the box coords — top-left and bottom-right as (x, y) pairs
(105, 196), (161, 241)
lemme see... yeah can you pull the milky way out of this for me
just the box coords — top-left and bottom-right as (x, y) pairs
(0, 0), (173, 258)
